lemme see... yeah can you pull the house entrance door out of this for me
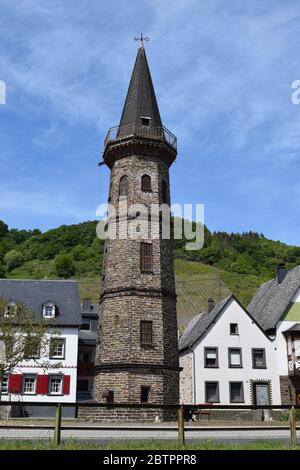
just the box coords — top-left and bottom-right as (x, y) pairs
(254, 383), (270, 406)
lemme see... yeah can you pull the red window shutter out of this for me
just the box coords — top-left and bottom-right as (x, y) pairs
(63, 375), (71, 395)
(8, 374), (22, 393)
(36, 375), (48, 395)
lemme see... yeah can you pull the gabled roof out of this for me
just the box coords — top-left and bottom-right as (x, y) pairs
(0, 279), (81, 326)
(119, 47), (162, 128)
(248, 266), (300, 330)
(179, 295), (232, 352)
(179, 294), (269, 352)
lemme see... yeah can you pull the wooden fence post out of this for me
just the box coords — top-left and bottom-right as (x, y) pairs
(289, 405), (297, 448)
(54, 404), (62, 447)
(178, 405), (185, 446)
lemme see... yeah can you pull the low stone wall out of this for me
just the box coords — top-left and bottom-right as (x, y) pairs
(78, 406), (177, 422)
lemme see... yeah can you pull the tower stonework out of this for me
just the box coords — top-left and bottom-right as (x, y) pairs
(83, 46), (180, 421)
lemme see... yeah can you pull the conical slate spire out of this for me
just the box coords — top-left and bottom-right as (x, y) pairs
(119, 47), (162, 128)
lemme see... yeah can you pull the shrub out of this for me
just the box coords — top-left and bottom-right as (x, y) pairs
(55, 253), (75, 278)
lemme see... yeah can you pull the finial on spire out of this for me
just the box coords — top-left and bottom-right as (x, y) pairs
(134, 33), (149, 48)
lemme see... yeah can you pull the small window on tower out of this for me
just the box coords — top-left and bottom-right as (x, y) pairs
(141, 175), (152, 192)
(162, 180), (168, 203)
(140, 242), (153, 273)
(140, 321), (153, 347)
(141, 117), (151, 126)
(140, 386), (150, 403)
(119, 175), (128, 198)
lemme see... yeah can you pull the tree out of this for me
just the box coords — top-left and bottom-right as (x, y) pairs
(3, 249), (24, 271)
(0, 221), (8, 239)
(55, 253), (75, 278)
(0, 299), (47, 402)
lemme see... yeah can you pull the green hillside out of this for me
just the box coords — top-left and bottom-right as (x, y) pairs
(0, 219), (299, 327)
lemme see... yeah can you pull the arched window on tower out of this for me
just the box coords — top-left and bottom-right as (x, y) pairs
(119, 175), (128, 198)
(161, 180), (168, 204)
(141, 175), (152, 192)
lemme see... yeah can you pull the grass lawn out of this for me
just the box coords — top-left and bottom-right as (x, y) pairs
(0, 440), (299, 450)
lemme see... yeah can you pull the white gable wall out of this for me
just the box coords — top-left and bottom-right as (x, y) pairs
(192, 298), (281, 405)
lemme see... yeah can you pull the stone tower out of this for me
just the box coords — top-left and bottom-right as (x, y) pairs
(93, 45), (179, 420)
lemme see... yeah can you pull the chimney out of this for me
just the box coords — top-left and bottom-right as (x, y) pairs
(83, 298), (91, 311)
(207, 298), (215, 313)
(276, 265), (287, 284)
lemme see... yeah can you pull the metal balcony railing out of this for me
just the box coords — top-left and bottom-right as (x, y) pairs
(104, 121), (177, 151)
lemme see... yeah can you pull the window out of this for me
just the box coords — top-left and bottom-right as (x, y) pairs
(4, 301), (17, 318)
(141, 117), (151, 126)
(230, 382), (244, 403)
(140, 242), (153, 273)
(23, 375), (36, 395)
(230, 323), (238, 335)
(140, 321), (153, 347)
(204, 348), (218, 368)
(161, 180), (168, 203)
(80, 322), (91, 331)
(119, 175), (128, 198)
(24, 336), (40, 359)
(228, 348), (242, 368)
(252, 349), (266, 369)
(205, 382), (219, 403)
(50, 338), (65, 359)
(140, 386), (150, 403)
(141, 175), (152, 192)
(77, 379), (90, 392)
(1, 375), (8, 394)
(49, 376), (63, 395)
(78, 347), (93, 364)
(43, 303), (55, 319)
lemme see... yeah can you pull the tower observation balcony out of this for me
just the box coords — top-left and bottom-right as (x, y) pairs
(104, 121), (177, 151)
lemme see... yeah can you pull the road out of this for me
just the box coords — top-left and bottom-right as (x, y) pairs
(0, 426), (295, 445)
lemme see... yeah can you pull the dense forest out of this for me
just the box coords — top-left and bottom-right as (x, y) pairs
(0, 218), (299, 280)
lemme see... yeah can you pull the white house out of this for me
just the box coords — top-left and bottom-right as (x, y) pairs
(179, 295), (281, 406)
(248, 265), (300, 405)
(0, 279), (81, 417)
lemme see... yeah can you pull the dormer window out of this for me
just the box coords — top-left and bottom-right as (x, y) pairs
(4, 301), (17, 318)
(43, 303), (56, 319)
(141, 116), (151, 126)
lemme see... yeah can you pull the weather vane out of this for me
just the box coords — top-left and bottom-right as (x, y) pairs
(134, 33), (149, 48)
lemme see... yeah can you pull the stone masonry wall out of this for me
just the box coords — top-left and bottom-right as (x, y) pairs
(179, 351), (193, 404)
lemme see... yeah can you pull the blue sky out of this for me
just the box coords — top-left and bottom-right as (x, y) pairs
(0, 0), (299, 245)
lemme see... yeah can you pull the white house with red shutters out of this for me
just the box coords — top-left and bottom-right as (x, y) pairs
(0, 279), (81, 417)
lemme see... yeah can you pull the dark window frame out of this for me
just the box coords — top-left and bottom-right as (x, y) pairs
(161, 180), (168, 204)
(140, 321), (153, 348)
(140, 242), (153, 274)
(252, 348), (267, 369)
(1, 375), (9, 395)
(230, 323), (239, 335)
(229, 381), (245, 403)
(48, 374), (64, 396)
(119, 175), (129, 198)
(22, 374), (37, 396)
(49, 338), (66, 360)
(141, 174), (152, 192)
(204, 347), (219, 368)
(80, 322), (91, 331)
(140, 386), (151, 403)
(228, 348), (243, 368)
(205, 381), (220, 403)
